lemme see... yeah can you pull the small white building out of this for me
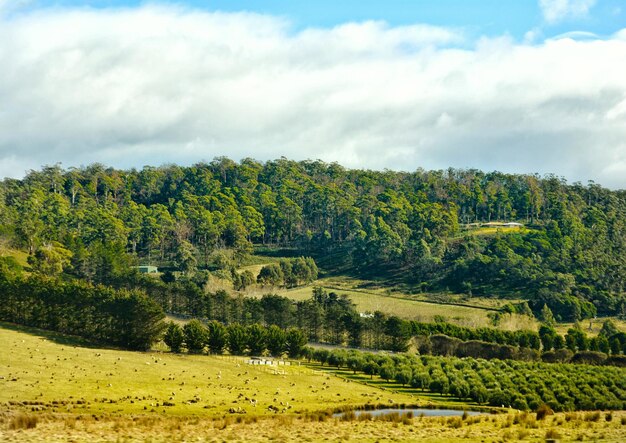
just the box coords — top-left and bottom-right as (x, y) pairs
(245, 357), (290, 366)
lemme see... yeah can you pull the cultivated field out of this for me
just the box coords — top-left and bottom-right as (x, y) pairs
(2, 323), (626, 442)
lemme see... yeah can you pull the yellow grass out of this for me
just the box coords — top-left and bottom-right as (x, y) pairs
(0, 322), (417, 418)
(2, 408), (625, 442)
(554, 317), (626, 336)
(457, 225), (530, 238)
(266, 283), (537, 330)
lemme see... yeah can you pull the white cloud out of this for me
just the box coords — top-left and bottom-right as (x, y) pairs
(539, 0), (597, 24)
(1, 5), (626, 188)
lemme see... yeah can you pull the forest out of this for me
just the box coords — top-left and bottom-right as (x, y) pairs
(1, 158), (625, 323)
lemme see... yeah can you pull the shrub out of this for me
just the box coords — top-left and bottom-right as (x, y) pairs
(536, 404), (554, 420)
(570, 351), (607, 365)
(9, 413), (38, 430)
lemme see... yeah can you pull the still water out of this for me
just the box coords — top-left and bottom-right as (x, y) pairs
(333, 408), (483, 418)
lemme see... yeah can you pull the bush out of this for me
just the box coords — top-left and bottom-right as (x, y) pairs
(541, 349), (573, 363)
(536, 404), (554, 420)
(8, 413), (38, 430)
(570, 351), (607, 365)
(605, 355), (626, 367)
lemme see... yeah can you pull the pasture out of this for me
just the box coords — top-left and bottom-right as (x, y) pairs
(269, 282), (537, 330)
(2, 323), (626, 442)
(0, 322), (417, 417)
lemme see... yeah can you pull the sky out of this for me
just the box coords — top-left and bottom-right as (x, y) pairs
(1, 1), (626, 188)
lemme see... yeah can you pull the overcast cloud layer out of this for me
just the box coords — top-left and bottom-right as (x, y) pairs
(1, 5), (626, 188)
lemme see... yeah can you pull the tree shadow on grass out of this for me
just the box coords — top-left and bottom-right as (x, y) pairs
(309, 363), (484, 410)
(0, 321), (131, 352)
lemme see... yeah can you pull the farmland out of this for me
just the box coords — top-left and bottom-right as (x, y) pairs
(268, 280), (537, 330)
(3, 322), (626, 442)
(0, 322), (417, 417)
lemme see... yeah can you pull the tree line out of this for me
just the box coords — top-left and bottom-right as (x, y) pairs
(163, 320), (308, 358)
(0, 259), (165, 350)
(135, 280), (626, 359)
(1, 159), (625, 321)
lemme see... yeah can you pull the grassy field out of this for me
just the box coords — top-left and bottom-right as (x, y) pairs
(554, 317), (626, 337)
(0, 322), (418, 418)
(453, 225), (539, 240)
(262, 282), (538, 331)
(236, 260), (538, 331)
(3, 323), (626, 442)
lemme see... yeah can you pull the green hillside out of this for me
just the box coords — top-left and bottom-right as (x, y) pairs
(2, 159), (625, 324)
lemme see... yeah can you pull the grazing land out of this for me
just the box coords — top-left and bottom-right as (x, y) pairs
(0, 323), (417, 417)
(3, 323), (626, 442)
(2, 161), (626, 441)
(269, 281), (537, 330)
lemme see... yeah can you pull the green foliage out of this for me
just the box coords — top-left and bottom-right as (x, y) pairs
(540, 304), (556, 327)
(256, 257), (318, 288)
(183, 319), (207, 353)
(0, 273), (165, 350)
(266, 325), (286, 357)
(0, 256), (23, 278)
(227, 323), (248, 355)
(599, 320), (620, 338)
(285, 327), (307, 358)
(539, 325), (559, 351)
(3, 160), (626, 323)
(163, 322), (185, 353)
(246, 324), (267, 356)
(28, 242), (73, 276)
(379, 362), (396, 381)
(565, 327), (589, 352)
(385, 316), (411, 352)
(233, 269), (255, 291)
(311, 349), (626, 411)
(206, 320), (228, 354)
(257, 263), (283, 286)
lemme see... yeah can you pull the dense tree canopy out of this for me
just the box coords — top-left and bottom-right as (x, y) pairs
(1, 159), (625, 320)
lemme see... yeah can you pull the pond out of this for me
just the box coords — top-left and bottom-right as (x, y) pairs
(333, 408), (484, 418)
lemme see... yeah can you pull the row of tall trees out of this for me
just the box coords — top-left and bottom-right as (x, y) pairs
(0, 262), (165, 350)
(418, 333), (626, 365)
(163, 320), (308, 357)
(143, 282), (626, 358)
(1, 159), (626, 318)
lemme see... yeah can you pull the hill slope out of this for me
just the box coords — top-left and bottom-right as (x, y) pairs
(0, 322), (416, 417)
